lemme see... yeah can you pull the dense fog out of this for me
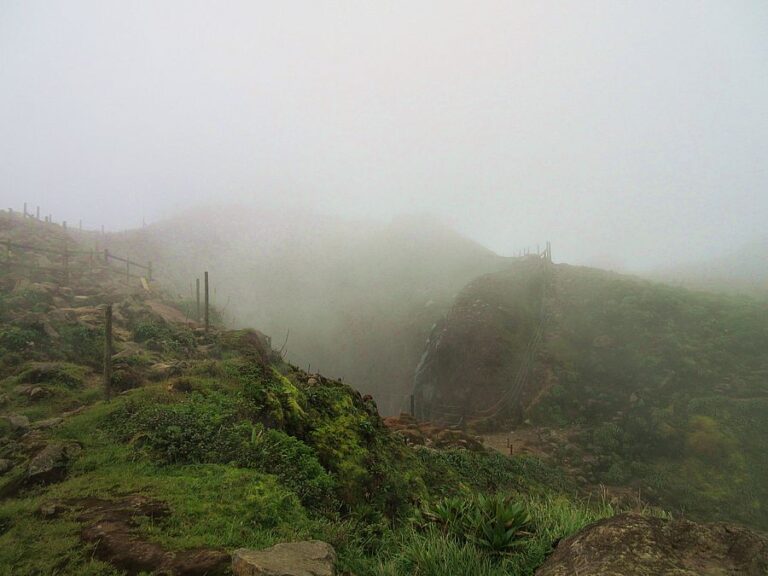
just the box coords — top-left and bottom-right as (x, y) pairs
(3, 5), (768, 573)
(2, 1), (767, 272)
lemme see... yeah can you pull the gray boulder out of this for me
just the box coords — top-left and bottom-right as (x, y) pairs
(536, 513), (768, 576)
(27, 442), (82, 485)
(232, 541), (336, 576)
(3, 413), (30, 434)
(31, 417), (63, 430)
(0, 458), (12, 475)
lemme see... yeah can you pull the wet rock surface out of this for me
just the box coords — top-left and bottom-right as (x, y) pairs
(232, 540), (336, 576)
(535, 513), (768, 576)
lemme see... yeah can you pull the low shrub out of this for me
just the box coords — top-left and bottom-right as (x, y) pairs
(419, 494), (533, 553)
(59, 324), (103, 368)
(0, 326), (40, 353)
(133, 321), (195, 356)
(246, 427), (338, 512)
(14, 362), (86, 389)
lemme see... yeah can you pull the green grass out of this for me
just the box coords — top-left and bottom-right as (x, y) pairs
(363, 493), (618, 576)
(0, 372), (631, 575)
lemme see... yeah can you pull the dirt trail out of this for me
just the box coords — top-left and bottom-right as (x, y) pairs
(146, 299), (197, 326)
(482, 428), (558, 457)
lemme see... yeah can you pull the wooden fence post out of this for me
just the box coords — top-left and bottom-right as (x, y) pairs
(204, 271), (209, 333)
(126, 258), (130, 283)
(36, 206), (40, 220)
(23, 203), (27, 217)
(63, 240), (69, 286)
(104, 249), (109, 263)
(196, 278), (201, 322)
(148, 261), (153, 282)
(63, 221), (67, 230)
(104, 304), (113, 401)
(410, 394), (415, 417)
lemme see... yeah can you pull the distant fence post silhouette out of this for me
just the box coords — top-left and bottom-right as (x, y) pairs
(196, 278), (201, 322)
(63, 239), (69, 285)
(204, 271), (210, 332)
(104, 304), (113, 401)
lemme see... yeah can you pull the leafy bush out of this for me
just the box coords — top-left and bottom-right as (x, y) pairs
(133, 320), (195, 356)
(59, 324), (103, 367)
(110, 392), (245, 464)
(14, 362), (86, 389)
(111, 392), (336, 511)
(0, 327), (39, 353)
(416, 448), (573, 497)
(247, 427), (337, 512)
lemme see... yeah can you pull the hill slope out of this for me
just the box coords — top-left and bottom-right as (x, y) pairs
(415, 259), (768, 529)
(653, 237), (768, 296)
(2, 211), (628, 575)
(90, 206), (509, 414)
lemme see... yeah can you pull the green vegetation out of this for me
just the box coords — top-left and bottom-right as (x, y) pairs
(0, 348), (623, 575)
(0, 221), (677, 575)
(132, 319), (195, 356)
(419, 494), (534, 553)
(530, 265), (768, 529)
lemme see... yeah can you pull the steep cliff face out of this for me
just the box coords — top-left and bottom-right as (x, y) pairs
(413, 260), (768, 529)
(413, 257), (549, 427)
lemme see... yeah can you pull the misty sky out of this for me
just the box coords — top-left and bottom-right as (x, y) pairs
(2, 1), (767, 270)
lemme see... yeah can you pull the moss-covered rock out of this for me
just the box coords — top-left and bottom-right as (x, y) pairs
(11, 362), (87, 389)
(536, 513), (768, 576)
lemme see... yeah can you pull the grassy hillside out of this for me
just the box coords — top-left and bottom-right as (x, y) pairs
(536, 264), (768, 529)
(417, 260), (768, 529)
(0, 213), (627, 575)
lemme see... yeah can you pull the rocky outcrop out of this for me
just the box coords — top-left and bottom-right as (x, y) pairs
(219, 329), (272, 365)
(383, 414), (484, 450)
(412, 258), (549, 427)
(26, 441), (82, 485)
(232, 541), (336, 576)
(536, 513), (768, 576)
(3, 413), (30, 434)
(0, 459), (12, 475)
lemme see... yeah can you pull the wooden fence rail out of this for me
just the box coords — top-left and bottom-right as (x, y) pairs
(1, 237), (154, 287)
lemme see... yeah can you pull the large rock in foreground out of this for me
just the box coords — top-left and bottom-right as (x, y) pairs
(536, 513), (768, 576)
(232, 541), (336, 576)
